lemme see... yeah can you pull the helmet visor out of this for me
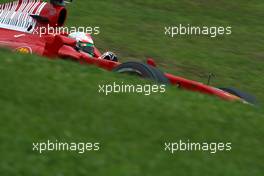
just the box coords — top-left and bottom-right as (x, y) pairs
(78, 42), (94, 56)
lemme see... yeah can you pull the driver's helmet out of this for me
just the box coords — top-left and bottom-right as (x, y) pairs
(68, 32), (94, 57)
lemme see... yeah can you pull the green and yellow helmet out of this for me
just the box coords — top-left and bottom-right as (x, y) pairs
(68, 32), (95, 57)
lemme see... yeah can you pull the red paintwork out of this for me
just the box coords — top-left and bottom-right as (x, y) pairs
(0, 0), (242, 102)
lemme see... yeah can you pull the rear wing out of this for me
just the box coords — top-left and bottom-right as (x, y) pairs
(0, 0), (69, 33)
(0, 0), (47, 33)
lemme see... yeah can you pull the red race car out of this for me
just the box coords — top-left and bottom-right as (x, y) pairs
(0, 0), (256, 104)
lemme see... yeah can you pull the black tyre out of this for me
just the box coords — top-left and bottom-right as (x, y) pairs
(113, 61), (169, 84)
(219, 87), (257, 104)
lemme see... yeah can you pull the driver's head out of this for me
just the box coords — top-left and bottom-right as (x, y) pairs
(68, 32), (94, 56)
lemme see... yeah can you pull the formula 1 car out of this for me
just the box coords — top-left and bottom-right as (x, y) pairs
(0, 0), (256, 104)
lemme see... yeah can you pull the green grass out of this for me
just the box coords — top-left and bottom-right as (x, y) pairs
(0, 0), (264, 175)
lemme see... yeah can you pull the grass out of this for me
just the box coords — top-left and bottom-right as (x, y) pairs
(0, 0), (263, 175)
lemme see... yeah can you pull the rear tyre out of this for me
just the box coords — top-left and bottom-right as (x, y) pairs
(219, 87), (257, 104)
(113, 61), (169, 84)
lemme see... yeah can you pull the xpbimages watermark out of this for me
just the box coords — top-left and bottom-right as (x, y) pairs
(98, 82), (166, 95)
(165, 24), (232, 38)
(33, 24), (100, 37)
(32, 140), (100, 154)
(164, 140), (232, 154)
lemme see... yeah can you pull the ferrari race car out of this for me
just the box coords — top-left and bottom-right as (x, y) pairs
(0, 0), (256, 104)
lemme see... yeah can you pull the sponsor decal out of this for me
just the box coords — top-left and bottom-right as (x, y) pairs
(15, 46), (32, 54)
